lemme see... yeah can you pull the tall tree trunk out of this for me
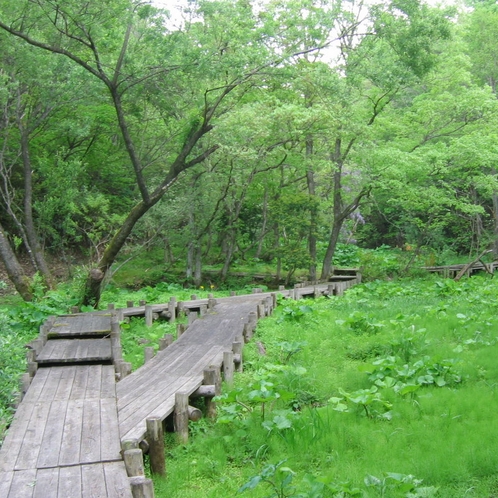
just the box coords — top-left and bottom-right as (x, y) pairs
(18, 118), (54, 289)
(0, 223), (33, 300)
(492, 169), (498, 258)
(306, 137), (318, 282)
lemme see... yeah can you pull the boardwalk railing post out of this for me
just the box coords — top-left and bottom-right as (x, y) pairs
(158, 334), (173, 350)
(188, 311), (197, 325)
(208, 298), (216, 310)
(223, 351), (234, 385)
(203, 368), (220, 419)
(199, 304), (207, 317)
(111, 314), (123, 362)
(168, 297), (176, 323)
(129, 476), (155, 498)
(174, 392), (189, 444)
(124, 448), (145, 477)
(146, 417), (166, 476)
(177, 323), (186, 338)
(233, 341), (243, 372)
(127, 300), (134, 308)
(144, 347), (154, 363)
(139, 300), (146, 306)
(145, 305), (153, 327)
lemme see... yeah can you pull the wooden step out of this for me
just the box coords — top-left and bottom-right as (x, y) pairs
(47, 313), (112, 339)
(37, 338), (112, 365)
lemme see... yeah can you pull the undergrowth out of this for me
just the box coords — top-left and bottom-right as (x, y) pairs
(152, 276), (498, 497)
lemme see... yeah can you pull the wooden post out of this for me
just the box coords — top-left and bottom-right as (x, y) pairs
(199, 304), (207, 317)
(159, 334), (173, 351)
(177, 323), (186, 338)
(174, 392), (189, 444)
(139, 300), (146, 306)
(190, 294), (197, 301)
(207, 298), (216, 310)
(233, 341), (243, 372)
(28, 361), (38, 378)
(223, 351), (234, 385)
(145, 305), (153, 327)
(278, 285), (285, 291)
(20, 373), (31, 401)
(126, 300), (134, 308)
(168, 297), (176, 323)
(257, 303), (265, 318)
(124, 449), (145, 477)
(242, 322), (251, 343)
(129, 476), (155, 498)
(230, 291), (237, 296)
(204, 368), (220, 419)
(107, 303), (115, 310)
(146, 417), (165, 476)
(111, 315), (123, 362)
(144, 347), (154, 363)
(188, 311), (197, 325)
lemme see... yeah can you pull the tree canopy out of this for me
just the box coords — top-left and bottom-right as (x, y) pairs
(0, 0), (496, 301)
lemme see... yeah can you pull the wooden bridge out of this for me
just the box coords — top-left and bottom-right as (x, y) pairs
(0, 274), (360, 497)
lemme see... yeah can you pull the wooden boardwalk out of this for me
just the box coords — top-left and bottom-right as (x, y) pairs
(0, 275), (360, 497)
(0, 313), (131, 497)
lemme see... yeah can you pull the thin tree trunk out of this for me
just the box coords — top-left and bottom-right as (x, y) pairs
(0, 223), (33, 300)
(18, 118), (54, 289)
(306, 137), (317, 282)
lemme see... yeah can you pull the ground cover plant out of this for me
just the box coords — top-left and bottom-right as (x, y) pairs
(149, 275), (498, 497)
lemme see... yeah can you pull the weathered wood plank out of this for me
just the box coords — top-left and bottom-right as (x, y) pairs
(36, 400), (67, 469)
(0, 470), (14, 496)
(80, 400), (101, 464)
(0, 402), (36, 472)
(14, 402), (51, 471)
(37, 339), (111, 364)
(54, 365), (77, 400)
(85, 364), (103, 399)
(70, 365), (90, 399)
(59, 399), (84, 466)
(7, 468), (36, 498)
(58, 465), (82, 497)
(103, 461), (134, 498)
(82, 463), (107, 498)
(33, 467), (59, 498)
(100, 399), (122, 462)
(100, 365), (116, 399)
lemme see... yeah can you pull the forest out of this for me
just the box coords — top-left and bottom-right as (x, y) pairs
(0, 0), (497, 303)
(2, 1), (498, 496)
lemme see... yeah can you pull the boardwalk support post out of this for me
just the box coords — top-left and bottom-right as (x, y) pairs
(159, 334), (173, 350)
(188, 405), (203, 421)
(146, 417), (166, 476)
(124, 448), (145, 477)
(111, 315), (123, 362)
(233, 341), (243, 372)
(168, 297), (176, 323)
(144, 347), (154, 363)
(203, 368), (220, 418)
(223, 351), (234, 385)
(174, 392), (189, 444)
(145, 305), (153, 327)
(129, 476), (155, 498)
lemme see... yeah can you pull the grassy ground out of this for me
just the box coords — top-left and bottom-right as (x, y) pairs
(146, 276), (498, 497)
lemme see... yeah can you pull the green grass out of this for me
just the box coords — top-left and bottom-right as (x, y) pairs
(149, 276), (498, 497)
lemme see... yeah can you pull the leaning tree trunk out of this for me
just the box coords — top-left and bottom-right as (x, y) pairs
(0, 223), (33, 301)
(82, 200), (151, 306)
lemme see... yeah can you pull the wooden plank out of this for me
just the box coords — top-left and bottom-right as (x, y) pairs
(0, 402), (36, 472)
(7, 468), (36, 498)
(33, 467), (59, 498)
(54, 366), (77, 400)
(81, 463), (107, 498)
(80, 399), (101, 464)
(70, 365), (90, 399)
(85, 364), (103, 399)
(15, 401), (51, 471)
(0, 470), (14, 496)
(38, 367), (64, 402)
(21, 368), (50, 403)
(100, 365), (116, 399)
(36, 400), (67, 469)
(58, 465), (82, 497)
(103, 461), (133, 498)
(100, 399), (122, 462)
(38, 339), (111, 364)
(59, 399), (84, 466)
